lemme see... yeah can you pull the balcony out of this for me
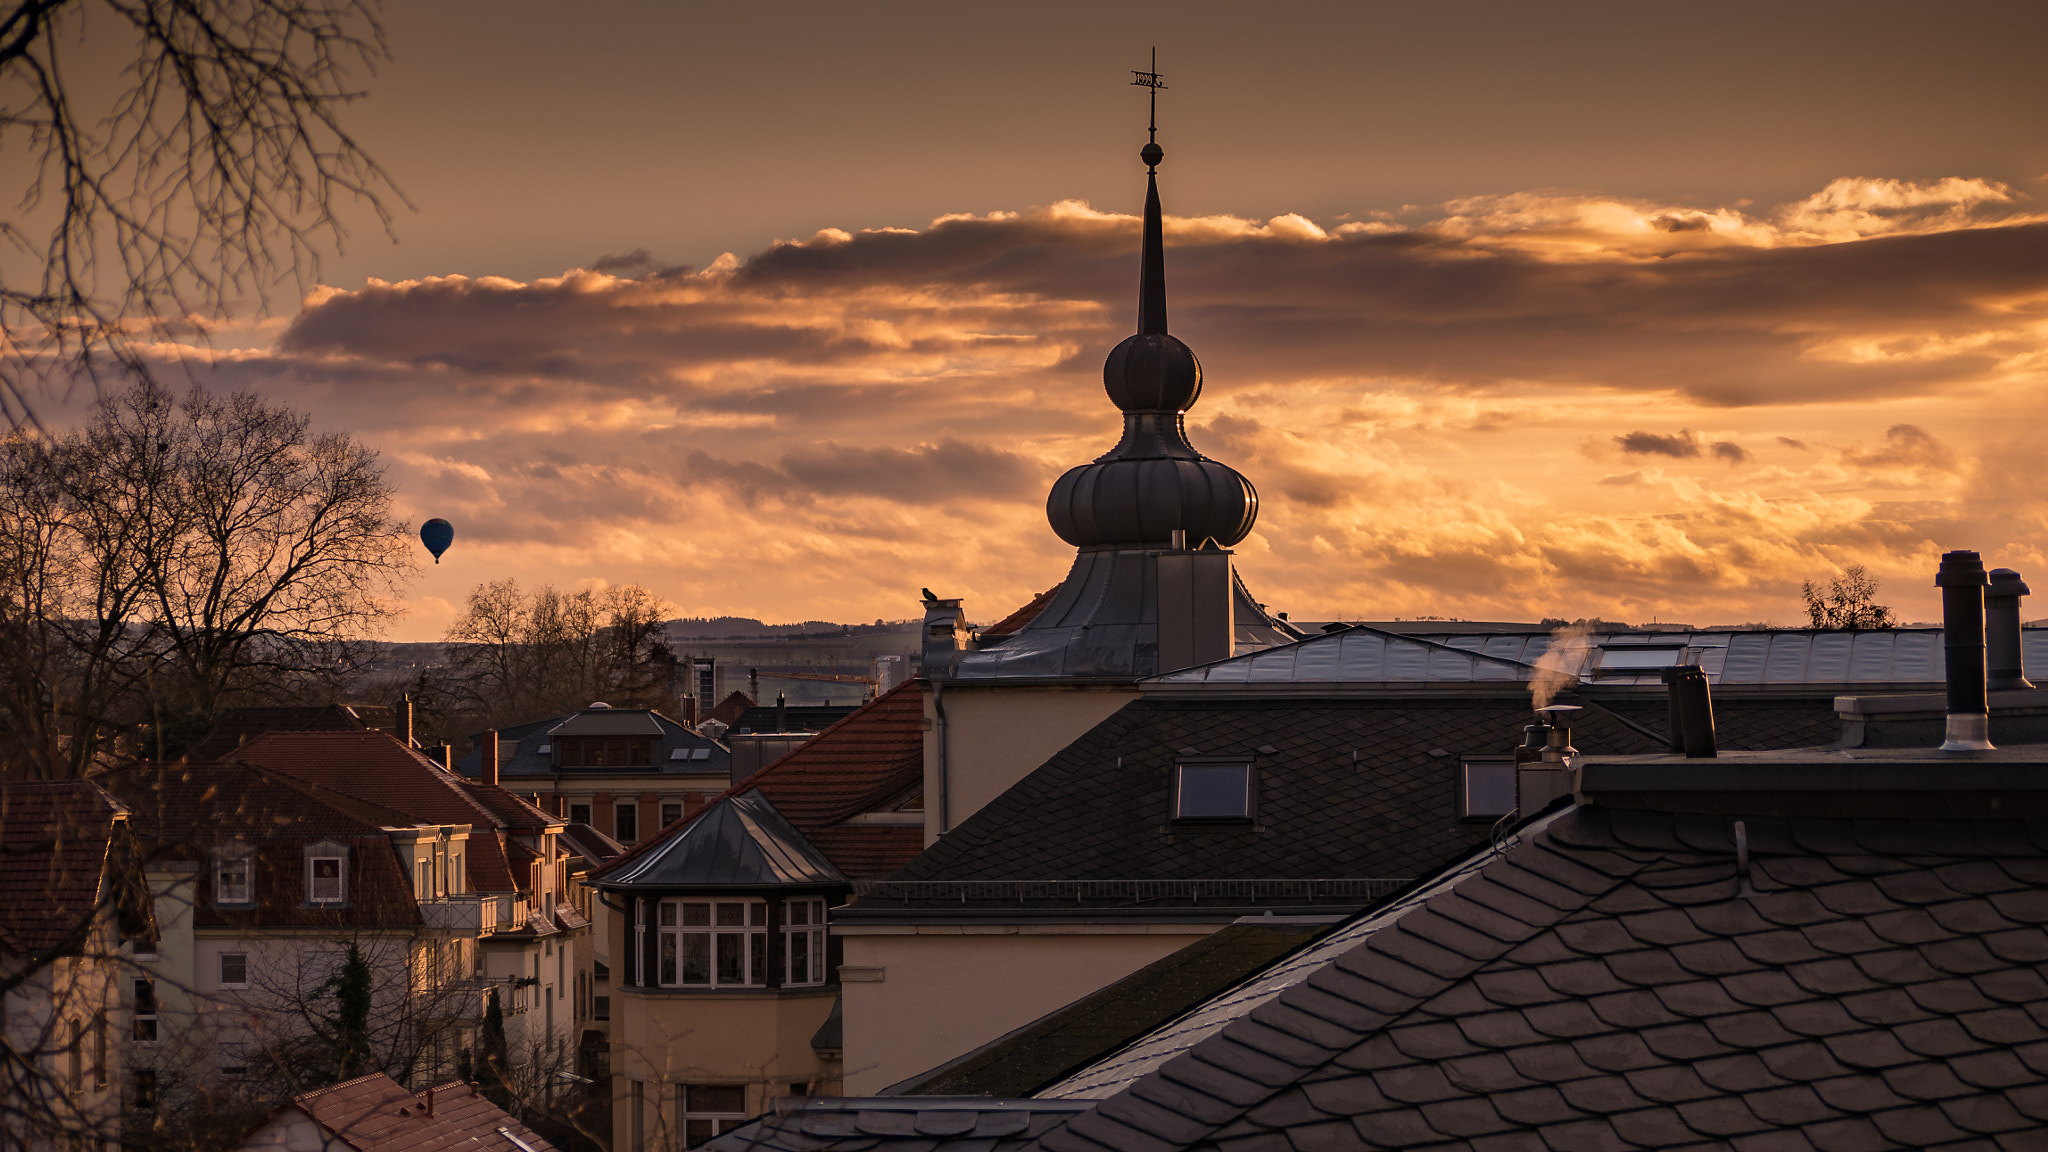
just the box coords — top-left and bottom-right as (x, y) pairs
(418, 893), (496, 933)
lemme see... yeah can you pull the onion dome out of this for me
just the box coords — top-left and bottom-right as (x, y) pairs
(1045, 138), (1258, 549)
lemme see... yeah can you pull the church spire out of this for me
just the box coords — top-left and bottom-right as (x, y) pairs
(1133, 49), (1168, 336)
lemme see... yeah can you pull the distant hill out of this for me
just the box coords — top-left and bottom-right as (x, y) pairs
(664, 617), (920, 641)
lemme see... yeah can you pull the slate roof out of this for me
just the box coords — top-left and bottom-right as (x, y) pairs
(0, 780), (127, 954)
(850, 696), (1662, 914)
(1152, 625), (2048, 692)
(278, 1072), (556, 1152)
(455, 707), (729, 780)
(560, 822), (625, 867)
(732, 702), (862, 735)
(888, 918), (1340, 1098)
(703, 1098), (1090, 1152)
(602, 788), (846, 888)
(1013, 757), (2048, 1152)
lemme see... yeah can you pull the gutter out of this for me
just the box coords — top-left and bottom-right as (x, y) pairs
(932, 679), (948, 835)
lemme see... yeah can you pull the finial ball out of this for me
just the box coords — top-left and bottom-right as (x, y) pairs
(1140, 142), (1164, 168)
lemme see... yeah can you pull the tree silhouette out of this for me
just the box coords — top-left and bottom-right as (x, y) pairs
(1801, 564), (1896, 629)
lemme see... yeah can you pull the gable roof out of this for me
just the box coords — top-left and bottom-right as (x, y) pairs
(851, 696), (1662, 914)
(1021, 752), (2048, 1152)
(602, 789), (845, 888)
(185, 704), (377, 762)
(707, 690), (756, 727)
(0, 780), (127, 954)
(276, 1072), (555, 1152)
(454, 707), (730, 779)
(597, 680), (927, 883)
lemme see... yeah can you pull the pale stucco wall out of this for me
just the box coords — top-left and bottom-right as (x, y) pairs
(922, 684), (1138, 843)
(837, 923), (1217, 1095)
(608, 985), (838, 1146)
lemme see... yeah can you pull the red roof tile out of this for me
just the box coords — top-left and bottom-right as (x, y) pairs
(601, 680), (928, 882)
(0, 781), (126, 954)
(185, 704), (375, 762)
(707, 690), (756, 727)
(279, 1072), (556, 1152)
(105, 762), (424, 930)
(982, 584), (1061, 638)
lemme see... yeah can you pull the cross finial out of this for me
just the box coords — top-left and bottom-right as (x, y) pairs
(1132, 47), (1165, 171)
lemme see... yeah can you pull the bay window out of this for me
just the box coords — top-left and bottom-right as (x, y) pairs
(655, 899), (767, 987)
(784, 898), (826, 986)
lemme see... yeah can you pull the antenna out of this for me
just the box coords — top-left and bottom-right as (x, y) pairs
(1131, 47), (1166, 158)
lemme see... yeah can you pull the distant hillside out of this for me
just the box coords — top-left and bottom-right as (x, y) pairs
(664, 616), (919, 641)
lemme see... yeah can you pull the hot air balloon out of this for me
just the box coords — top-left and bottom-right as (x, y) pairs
(420, 519), (454, 564)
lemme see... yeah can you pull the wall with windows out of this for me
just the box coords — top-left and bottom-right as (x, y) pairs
(836, 922), (1217, 1095)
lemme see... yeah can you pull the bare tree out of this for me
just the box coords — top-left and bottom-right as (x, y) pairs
(442, 580), (676, 730)
(1801, 563), (1897, 630)
(0, 379), (413, 777)
(0, 0), (400, 424)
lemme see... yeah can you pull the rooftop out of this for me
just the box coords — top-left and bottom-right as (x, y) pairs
(600, 788), (846, 889)
(274, 1073), (555, 1152)
(0, 780), (127, 954)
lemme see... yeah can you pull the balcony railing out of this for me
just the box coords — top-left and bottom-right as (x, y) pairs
(418, 893), (495, 933)
(849, 878), (1413, 908)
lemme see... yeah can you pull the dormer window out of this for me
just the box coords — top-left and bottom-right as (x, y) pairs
(305, 841), (349, 905)
(214, 843), (255, 907)
(1173, 760), (1255, 823)
(559, 737), (653, 767)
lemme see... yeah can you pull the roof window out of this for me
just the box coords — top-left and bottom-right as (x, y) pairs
(214, 842), (255, 908)
(1460, 757), (1517, 820)
(1173, 760), (1255, 823)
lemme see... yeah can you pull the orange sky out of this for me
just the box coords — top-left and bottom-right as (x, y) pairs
(84, 1), (2048, 639)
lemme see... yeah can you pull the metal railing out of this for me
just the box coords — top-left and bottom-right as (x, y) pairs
(849, 878), (1412, 906)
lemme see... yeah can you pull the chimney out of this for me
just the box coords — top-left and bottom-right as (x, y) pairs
(422, 1085), (434, 1117)
(396, 693), (415, 748)
(775, 692), (787, 733)
(1987, 568), (2034, 691)
(1154, 541), (1234, 674)
(920, 598), (971, 678)
(1517, 704), (1580, 813)
(1937, 550), (1994, 751)
(1662, 665), (1717, 757)
(481, 730), (500, 786)
(684, 693), (699, 727)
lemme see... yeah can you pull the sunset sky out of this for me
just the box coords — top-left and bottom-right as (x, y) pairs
(97, 1), (2048, 639)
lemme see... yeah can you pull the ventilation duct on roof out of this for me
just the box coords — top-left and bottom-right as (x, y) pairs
(1987, 568), (2034, 692)
(1662, 665), (1718, 758)
(1937, 550), (1994, 752)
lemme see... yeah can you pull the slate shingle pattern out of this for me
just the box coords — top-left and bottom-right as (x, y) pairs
(871, 698), (1664, 905)
(1593, 696), (1843, 753)
(1033, 803), (2048, 1152)
(704, 1099), (1092, 1152)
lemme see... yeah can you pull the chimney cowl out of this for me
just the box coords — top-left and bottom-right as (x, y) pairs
(1986, 567), (2034, 692)
(1936, 549), (1995, 751)
(481, 730), (500, 787)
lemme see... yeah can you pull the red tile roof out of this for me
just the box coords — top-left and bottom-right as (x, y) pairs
(456, 779), (558, 832)
(224, 731), (526, 896)
(105, 761), (424, 930)
(185, 704), (376, 762)
(981, 584), (1061, 638)
(707, 690), (755, 727)
(601, 681), (927, 882)
(277, 1073), (555, 1152)
(0, 781), (126, 954)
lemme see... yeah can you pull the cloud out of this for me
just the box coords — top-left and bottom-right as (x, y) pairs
(1616, 430), (1701, 458)
(121, 175), (2048, 636)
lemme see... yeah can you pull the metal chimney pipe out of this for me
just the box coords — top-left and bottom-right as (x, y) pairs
(1671, 666), (1717, 758)
(1936, 550), (1993, 751)
(1987, 568), (2034, 691)
(1659, 667), (1687, 754)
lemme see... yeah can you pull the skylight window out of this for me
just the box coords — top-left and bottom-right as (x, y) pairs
(692, 748), (710, 761)
(1174, 761), (1254, 822)
(1461, 757), (1517, 819)
(537, 744), (551, 754)
(669, 748), (690, 761)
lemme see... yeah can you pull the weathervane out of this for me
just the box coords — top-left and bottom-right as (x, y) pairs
(1131, 48), (1165, 172)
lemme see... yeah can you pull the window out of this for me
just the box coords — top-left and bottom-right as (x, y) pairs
(220, 952), (249, 989)
(594, 995), (610, 1021)
(452, 852), (464, 893)
(680, 1084), (747, 1147)
(657, 900), (767, 987)
(417, 857), (432, 896)
(131, 1068), (157, 1110)
(1460, 757), (1517, 819)
(307, 847), (346, 904)
(214, 843), (254, 906)
(220, 1041), (249, 1078)
(68, 1018), (81, 1092)
(784, 898), (827, 986)
(660, 802), (682, 828)
(615, 803), (638, 843)
(94, 1013), (107, 1088)
(569, 803), (592, 826)
(132, 980), (157, 1043)
(1173, 761), (1254, 822)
